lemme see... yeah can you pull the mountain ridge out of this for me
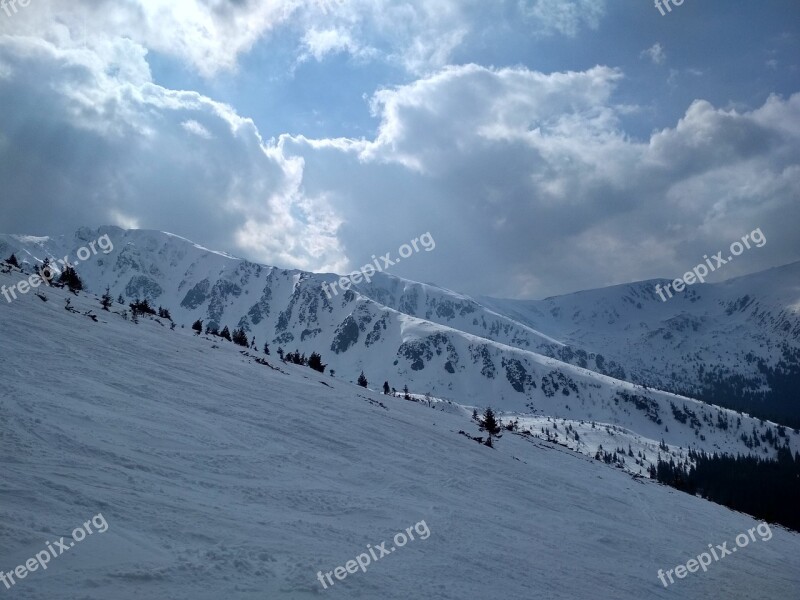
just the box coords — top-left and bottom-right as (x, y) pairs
(2, 226), (798, 438)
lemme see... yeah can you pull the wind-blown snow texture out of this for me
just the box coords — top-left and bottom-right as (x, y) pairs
(1, 267), (799, 599)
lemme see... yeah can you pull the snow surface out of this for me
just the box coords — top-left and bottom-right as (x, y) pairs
(1, 270), (799, 599)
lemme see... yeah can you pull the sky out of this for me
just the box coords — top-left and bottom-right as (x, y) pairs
(0, 0), (798, 299)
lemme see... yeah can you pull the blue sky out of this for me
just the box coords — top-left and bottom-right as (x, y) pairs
(146, 1), (800, 141)
(1, 0), (798, 297)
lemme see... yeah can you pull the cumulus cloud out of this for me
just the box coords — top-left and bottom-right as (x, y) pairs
(282, 65), (800, 296)
(0, 0), (297, 77)
(0, 34), (348, 273)
(641, 42), (666, 65)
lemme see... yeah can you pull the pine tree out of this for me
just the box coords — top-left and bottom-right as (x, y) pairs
(220, 326), (232, 341)
(39, 258), (53, 285)
(59, 266), (83, 293)
(277, 347), (284, 360)
(403, 385), (411, 400)
(481, 407), (501, 436)
(101, 286), (113, 311)
(192, 319), (203, 334)
(263, 342), (270, 355)
(383, 381), (390, 395)
(232, 327), (248, 347)
(6, 254), (19, 268)
(308, 352), (326, 373)
(129, 298), (156, 316)
(117, 294), (125, 305)
(357, 371), (368, 388)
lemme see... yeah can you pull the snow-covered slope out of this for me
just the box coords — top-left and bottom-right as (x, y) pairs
(1, 267), (799, 599)
(1, 227), (797, 472)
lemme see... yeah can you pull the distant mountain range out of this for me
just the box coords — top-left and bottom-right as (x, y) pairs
(2, 226), (798, 438)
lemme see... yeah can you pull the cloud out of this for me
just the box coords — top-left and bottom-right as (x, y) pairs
(282, 65), (800, 297)
(0, 0), (298, 77)
(641, 42), (666, 65)
(0, 34), (348, 273)
(519, 0), (607, 37)
(1, 16), (798, 298)
(0, 0), (610, 78)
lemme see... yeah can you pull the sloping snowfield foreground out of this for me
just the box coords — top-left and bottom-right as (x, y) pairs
(1, 272), (799, 599)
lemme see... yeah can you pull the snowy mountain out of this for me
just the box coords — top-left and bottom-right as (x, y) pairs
(1, 226), (798, 475)
(480, 262), (800, 427)
(1, 261), (799, 599)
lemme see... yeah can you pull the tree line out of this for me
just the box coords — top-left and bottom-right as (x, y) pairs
(651, 446), (800, 532)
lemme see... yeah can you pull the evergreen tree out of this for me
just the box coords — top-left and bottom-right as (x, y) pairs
(357, 371), (368, 388)
(232, 327), (248, 347)
(129, 298), (156, 316)
(481, 407), (501, 436)
(277, 347), (284, 360)
(101, 286), (113, 311)
(192, 319), (203, 334)
(59, 266), (83, 293)
(308, 352), (326, 373)
(220, 326), (232, 341)
(39, 258), (53, 285)
(403, 385), (411, 400)
(6, 254), (19, 268)
(383, 381), (390, 395)
(117, 294), (125, 305)
(653, 447), (800, 532)
(263, 342), (270, 355)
